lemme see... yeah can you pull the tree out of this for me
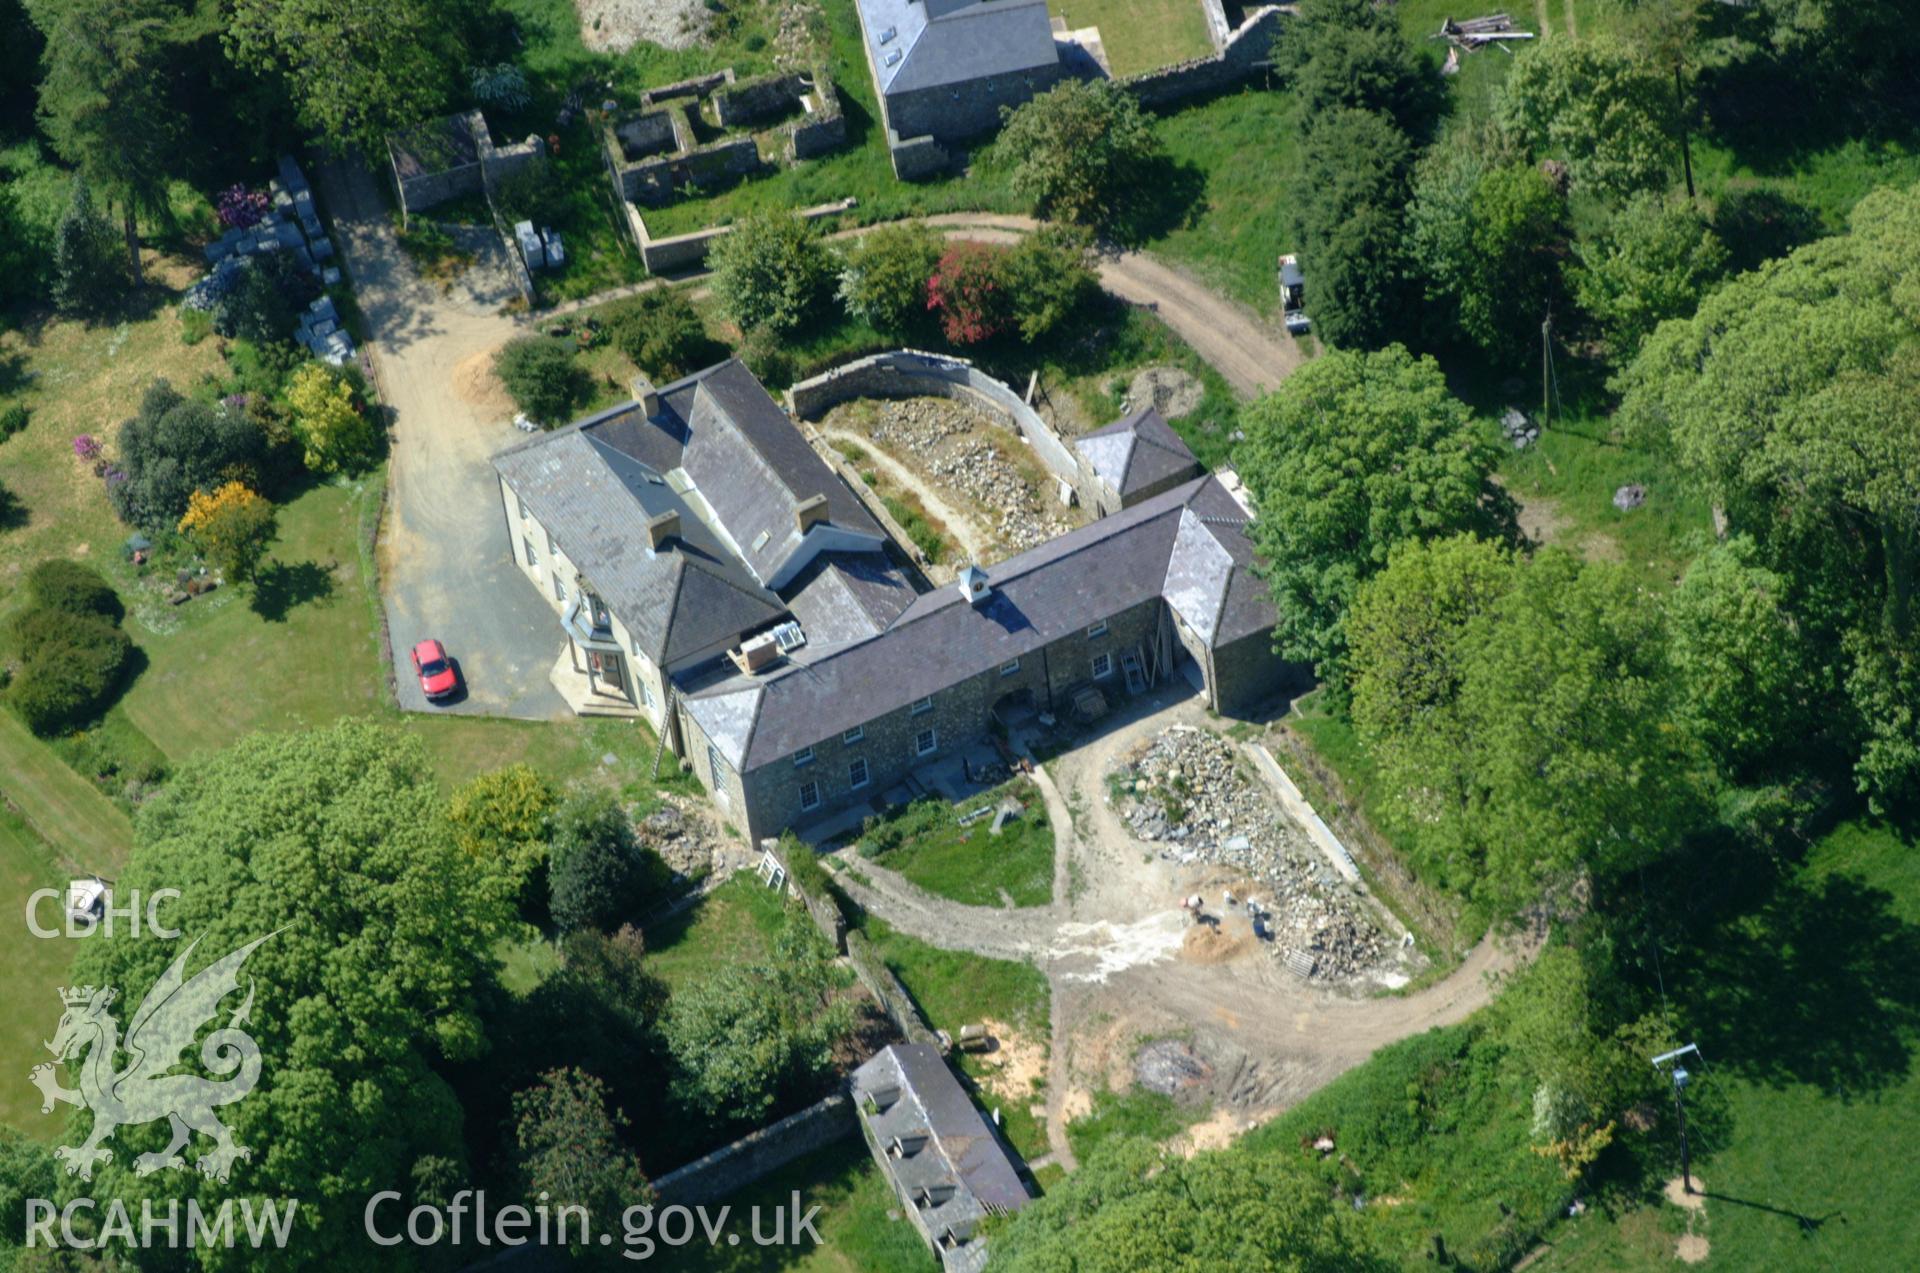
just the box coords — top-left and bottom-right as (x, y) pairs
(1616, 182), (1920, 807)
(1236, 345), (1512, 683)
(225, 0), (472, 155)
(494, 336), (586, 426)
(109, 379), (267, 531)
(1745, 0), (1920, 119)
(707, 210), (833, 335)
(663, 914), (855, 1127)
(0, 1130), (58, 1267)
(511, 1068), (651, 1245)
(1002, 225), (1097, 342)
(64, 720), (511, 1269)
(604, 288), (709, 382)
(447, 763), (555, 908)
(1570, 193), (1726, 357)
(1619, 0), (1711, 198)
(837, 221), (943, 334)
(6, 561), (134, 736)
(285, 362), (378, 473)
(178, 481), (277, 582)
(548, 791), (670, 933)
(1406, 141), (1568, 357)
(995, 79), (1162, 229)
(25, 557), (124, 621)
(993, 1137), (1391, 1272)
(214, 251), (317, 345)
(1278, 0), (1437, 136)
(49, 176), (124, 316)
(926, 243), (1012, 346)
(1496, 35), (1681, 202)
(1292, 108), (1415, 350)
(31, 0), (185, 283)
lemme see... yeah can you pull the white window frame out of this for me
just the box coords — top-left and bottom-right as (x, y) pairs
(1086, 621), (1108, 639)
(798, 779), (821, 812)
(640, 678), (655, 709)
(523, 536), (538, 567)
(915, 727), (937, 757)
(551, 572), (566, 602)
(843, 725), (865, 744)
(546, 528), (558, 556)
(1000, 659), (1020, 677)
(793, 746), (815, 768)
(707, 743), (730, 804)
(1092, 652), (1114, 680)
(910, 696), (933, 716)
(849, 757), (870, 790)
(517, 494), (528, 520)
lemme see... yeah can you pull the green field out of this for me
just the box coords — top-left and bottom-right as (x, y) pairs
(0, 807), (100, 1137)
(643, 873), (798, 990)
(860, 782), (1054, 909)
(1048, 0), (1216, 79)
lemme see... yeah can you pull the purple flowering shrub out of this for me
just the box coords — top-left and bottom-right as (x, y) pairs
(216, 185), (270, 230)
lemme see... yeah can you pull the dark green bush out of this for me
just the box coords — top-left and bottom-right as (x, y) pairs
(108, 379), (266, 531)
(494, 336), (586, 426)
(0, 402), (27, 443)
(7, 609), (134, 736)
(603, 289), (711, 382)
(25, 559), (123, 622)
(214, 252), (318, 345)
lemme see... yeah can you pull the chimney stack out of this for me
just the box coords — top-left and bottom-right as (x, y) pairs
(646, 510), (680, 550)
(795, 493), (830, 535)
(632, 376), (662, 419)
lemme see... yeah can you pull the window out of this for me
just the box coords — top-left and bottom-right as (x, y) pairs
(798, 780), (821, 812)
(793, 746), (815, 768)
(546, 529), (557, 556)
(849, 757), (870, 789)
(910, 696), (933, 716)
(1092, 652), (1114, 680)
(707, 743), (729, 803)
(640, 678), (655, 710)
(915, 727), (937, 757)
(1086, 621), (1109, 639)
(523, 536), (538, 567)
(517, 494), (528, 520)
(551, 572), (566, 602)
(843, 725), (864, 745)
(1000, 658), (1020, 677)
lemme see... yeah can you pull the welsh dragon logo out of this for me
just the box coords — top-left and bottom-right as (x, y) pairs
(30, 933), (277, 1183)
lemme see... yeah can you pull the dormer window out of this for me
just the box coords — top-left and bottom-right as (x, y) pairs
(879, 25), (897, 44)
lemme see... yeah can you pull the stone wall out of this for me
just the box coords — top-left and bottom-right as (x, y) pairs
(611, 109), (678, 160)
(846, 930), (939, 1046)
(786, 351), (1081, 493)
(390, 110), (546, 220)
(1208, 625), (1304, 718)
(885, 63), (1065, 143)
(649, 1094), (856, 1206)
(620, 199), (857, 275)
(1201, 0), (1234, 50)
(887, 129), (950, 180)
(1118, 6), (1286, 109)
(642, 69), (735, 108)
(715, 71), (811, 127)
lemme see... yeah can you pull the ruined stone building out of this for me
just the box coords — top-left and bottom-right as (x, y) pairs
(492, 358), (1291, 843)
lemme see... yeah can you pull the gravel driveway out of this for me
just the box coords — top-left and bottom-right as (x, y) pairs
(317, 159), (569, 718)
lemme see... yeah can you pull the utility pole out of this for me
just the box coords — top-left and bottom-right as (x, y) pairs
(1540, 312), (1553, 426)
(1653, 1044), (1701, 1194)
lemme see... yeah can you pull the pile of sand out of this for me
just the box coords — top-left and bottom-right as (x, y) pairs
(1180, 921), (1252, 965)
(453, 348), (515, 414)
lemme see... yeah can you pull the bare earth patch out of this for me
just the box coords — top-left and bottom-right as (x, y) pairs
(1126, 365), (1204, 420)
(453, 348), (515, 414)
(1677, 1233), (1710, 1263)
(575, 0), (711, 53)
(1664, 1175), (1706, 1210)
(971, 1018), (1048, 1118)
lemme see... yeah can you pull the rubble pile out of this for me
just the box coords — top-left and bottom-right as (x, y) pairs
(851, 397), (1073, 552)
(1113, 726), (1386, 979)
(636, 801), (713, 881)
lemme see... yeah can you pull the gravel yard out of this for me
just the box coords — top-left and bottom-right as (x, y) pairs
(575, 0), (712, 53)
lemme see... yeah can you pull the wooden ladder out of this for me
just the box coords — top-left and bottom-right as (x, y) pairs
(650, 684), (679, 780)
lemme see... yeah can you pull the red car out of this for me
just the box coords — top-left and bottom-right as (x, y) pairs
(410, 638), (458, 701)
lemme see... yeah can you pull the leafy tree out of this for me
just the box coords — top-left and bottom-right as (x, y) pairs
(1236, 345), (1512, 683)
(109, 379), (267, 530)
(1002, 225), (1097, 341)
(1666, 536), (1813, 779)
(0, 1130), (58, 1267)
(1570, 193), (1727, 357)
(25, 558), (124, 621)
(285, 362), (378, 473)
(511, 1068), (651, 1245)
(1292, 108), (1414, 349)
(994, 1137), (1391, 1272)
(1496, 35), (1681, 202)
(178, 480), (277, 582)
(448, 763), (555, 911)
(1618, 0), (1712, 198)
(49, 177), (124, 316)
(603, 288), (709, 382)
(214, 251), (317, 345)
(837, 221), (943, 334)
(664, 913), (855, 1127)
(926, 243), (1011, 346)
(494, 336), (586, 426)
(1712, 187), (1822, 275)
(1745, 0), (1920, 117)
(549, 791), (671, 933)
(995, 79), (1161, 229)
(31, 0), (186, 283)
(1617, 182), (1920, 806)
(65, 720), (511, 1269)
(1406, 141), (1567, 357)
(1278, 0), (1438, 136)
(0, 180), (38, 309)
(707, 210), (833, 335)
(226, 0), (472, 155)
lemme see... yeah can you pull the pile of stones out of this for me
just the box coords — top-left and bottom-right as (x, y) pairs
(637, 801), (713, 882)
(1501, 407), (1539, 449)
(858, 397), (1071, 552)
(1112, 726), (1386, 979)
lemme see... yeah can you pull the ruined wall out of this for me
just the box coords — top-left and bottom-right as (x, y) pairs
(391, 111), (545, 218)
(1118, 6), (1286, 108)
(650, 1095), (856, 1206)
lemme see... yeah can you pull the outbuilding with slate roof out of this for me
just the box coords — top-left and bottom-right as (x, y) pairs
(852, 0), (1064, 152)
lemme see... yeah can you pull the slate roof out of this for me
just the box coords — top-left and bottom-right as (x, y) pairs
(855, 0), (1059, 97)
(781, 552), (918, 648)
(685, 475), (1277, 770)
(852, 1043), (1030, 1271)
(1073, 407), (1201, 499)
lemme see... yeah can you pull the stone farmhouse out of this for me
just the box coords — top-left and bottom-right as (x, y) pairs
(852, 0), (1065, 176)
(492, 358), (1291, 843)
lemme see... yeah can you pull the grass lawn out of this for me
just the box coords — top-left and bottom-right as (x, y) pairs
(647, 1138), (927, 1272)
(643, 873), (797, 990)
(1065, 1085), (1199, 1163)
(0, 807), (99, 1138)
(860, 782), (1054, 909)
(1048, 0), (1215, 78)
